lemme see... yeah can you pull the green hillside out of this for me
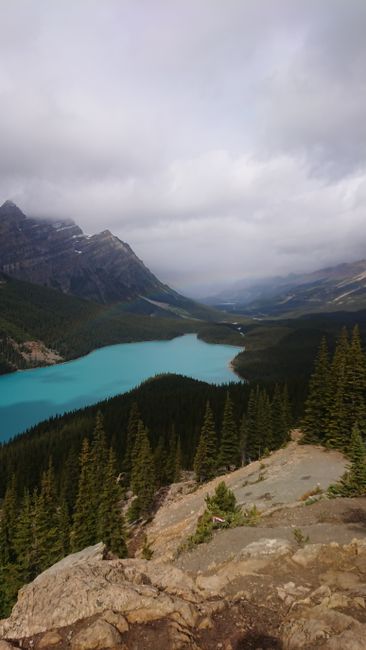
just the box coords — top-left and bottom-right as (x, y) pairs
(0, 274), (242, 373)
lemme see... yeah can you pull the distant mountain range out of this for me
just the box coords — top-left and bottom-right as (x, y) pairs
(0, 200), (213, 320)
(204, 260), (366, 316)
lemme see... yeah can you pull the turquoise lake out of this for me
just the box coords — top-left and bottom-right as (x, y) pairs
(0, 334), (242, 442)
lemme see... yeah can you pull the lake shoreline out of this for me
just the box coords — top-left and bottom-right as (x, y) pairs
(0, 334), (243, 440)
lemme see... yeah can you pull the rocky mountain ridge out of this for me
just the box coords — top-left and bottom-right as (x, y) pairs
(0, 200), (176, 305)
(206, 259), (366, 317)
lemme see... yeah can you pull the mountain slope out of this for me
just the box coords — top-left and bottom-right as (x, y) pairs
(0, 201), (190, 312)
(208, 259), (366, 316)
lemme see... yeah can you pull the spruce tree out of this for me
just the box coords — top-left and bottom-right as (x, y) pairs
(329, 425), (366, 496)
(174, 437), (182, 482)
(0, 476), (18, 567)
(153, 435), (169, 486)
(90, 411), (108, 499)
(345, 325), (366, 437)
(218, 393), (240, 470)
(165, 425), (179, 484)
(130, 422), (156, 516)
(33, 461), (63, 573)
(123, 402), (140, 481)
(239, 413), (247, 465)
(256, 390), (273, 454)
(131, 420), (149, 494)
(71, 439), (96, 551)
(325, 328), (349, 449)
(245, 387), (260, 461)
(193, 402), (217, 482)
(0, 477), (18, 617)
(282, 384), (293, 435)
(98, 448), (127, 557)
(271, 384), (289, 448)
(57, 499), (70, 557)
(302, 338), (330, 443)
(12, 489), (35, 586)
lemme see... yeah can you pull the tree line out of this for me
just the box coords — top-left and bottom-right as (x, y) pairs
(302, 325), (366, 450)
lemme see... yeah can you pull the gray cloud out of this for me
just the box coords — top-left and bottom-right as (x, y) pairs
(0, 0), (365, 295)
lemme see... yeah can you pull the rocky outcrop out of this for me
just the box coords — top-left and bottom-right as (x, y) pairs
(0, 544), (203, 641)
(4, 537), (366, 649)
(0, 200), (176, 304)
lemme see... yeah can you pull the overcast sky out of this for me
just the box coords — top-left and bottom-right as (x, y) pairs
(0, 0), (365, 295)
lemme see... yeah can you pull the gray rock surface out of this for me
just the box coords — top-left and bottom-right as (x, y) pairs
(0, 200), (173, 304)
(0, 546), (199, 639)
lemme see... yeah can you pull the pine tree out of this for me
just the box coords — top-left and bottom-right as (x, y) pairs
(256, 390), (273, 454)
(245, 387), (260, 461)
(174, 437), (182, 482)
(131, 420), (149, 494)
(0, 476), (18, 566)
(302, 338), (330, 443)
(329, 425), (366, 496)
(0, 477), (18, 617)
(60, 448), (80, 515)
(325, 329), (349, 449)
(123, 402), (140, 481)
(71, 439), (96, 551)
(345, 325), (366, 437)
(239, 413), (247, 465)
(137, 431), (156, 516)
(90, 411), (109, 499)
(193, 402), (217, 482)
(57, 499), (70, 557)
(282, 384), (293, 435)
(98, 448), (127, 557)
(12, 489), (35, 586)
(218, 393), (240, 470)
(130, 422), (156, 516)
(271, 385), (290, 448)
(153, 435), (169, 486)
(165, 425), (179, 484)
(33, 461), (63, 573)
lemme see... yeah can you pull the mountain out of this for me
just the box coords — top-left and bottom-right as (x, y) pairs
(0, 201), (199, 317)
(206, 259), (366, 316)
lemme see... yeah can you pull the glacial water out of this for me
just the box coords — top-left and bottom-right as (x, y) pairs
(0, 334), (242, 441)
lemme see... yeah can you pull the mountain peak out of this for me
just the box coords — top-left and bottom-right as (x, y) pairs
(0, 200), (25, 218)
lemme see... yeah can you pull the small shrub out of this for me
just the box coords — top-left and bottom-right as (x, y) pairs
(183, 482), (261, 552)
(293, 527), (310, 546)
(300, 485), (323, 501)
(141, 535), (154, 560)
(242, 504), (261, 526)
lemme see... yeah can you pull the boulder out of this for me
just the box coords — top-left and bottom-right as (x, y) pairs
(292, 544), (324, 568)
(37, 630), (63, 647)
(71, 619), (122, 650)
(0, 548), (199, 639)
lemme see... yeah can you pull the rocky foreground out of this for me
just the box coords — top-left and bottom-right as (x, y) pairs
(2, 440), (366, 649)
(2, 538), (366, 649)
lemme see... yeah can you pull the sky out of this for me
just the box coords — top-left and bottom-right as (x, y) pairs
(0, 0), (365, 296)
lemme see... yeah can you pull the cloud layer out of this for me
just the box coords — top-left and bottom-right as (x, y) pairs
(0, 0), (365, 294)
